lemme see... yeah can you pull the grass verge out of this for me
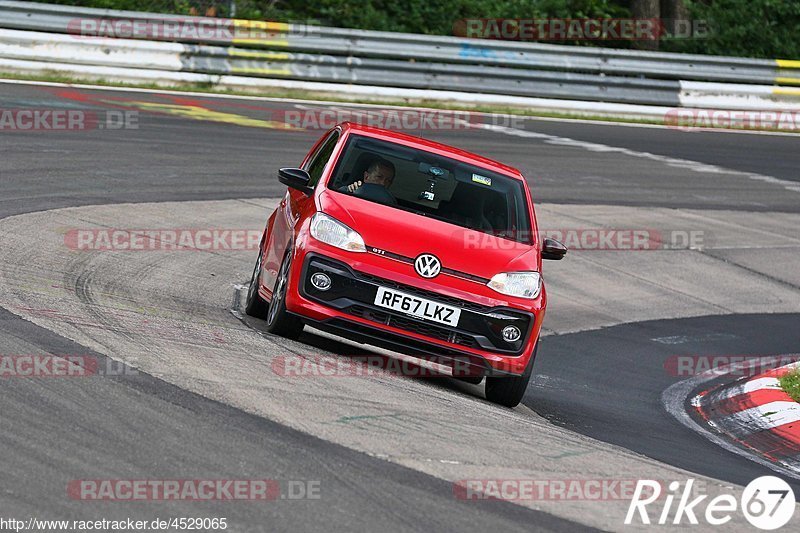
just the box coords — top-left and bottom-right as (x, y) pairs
(779, 369), (800, 402)
(1, 70), (797, 134)
(0, 70), (658, 125)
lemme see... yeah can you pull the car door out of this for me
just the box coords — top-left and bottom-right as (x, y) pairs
(262, 129), (341, 295)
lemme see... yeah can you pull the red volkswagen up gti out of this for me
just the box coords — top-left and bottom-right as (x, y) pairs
(245, 122), (566, 407)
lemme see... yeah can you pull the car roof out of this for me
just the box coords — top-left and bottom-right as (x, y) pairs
(338, 122), (525, 181)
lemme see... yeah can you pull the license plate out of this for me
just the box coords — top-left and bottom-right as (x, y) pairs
(374, 286), (461, 327)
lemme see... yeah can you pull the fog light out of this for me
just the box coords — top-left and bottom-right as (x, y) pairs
(310, 272), (332, 291)
(502, 325), (521, 342)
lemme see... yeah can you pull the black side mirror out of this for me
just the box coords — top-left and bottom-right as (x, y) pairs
(278, 168), (312, 194)
(542, 238), (567, 260)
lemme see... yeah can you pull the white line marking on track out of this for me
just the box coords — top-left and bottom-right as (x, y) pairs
(475, 123), (800, 194)
(651, 333), (739, 345)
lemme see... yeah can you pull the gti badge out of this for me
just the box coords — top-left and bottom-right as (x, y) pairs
(414, 253), (441, 278)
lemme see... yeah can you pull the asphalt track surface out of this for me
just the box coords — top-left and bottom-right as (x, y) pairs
(1, 80), (799, 529)
(528, 314), (800, 493)
(1, 305), (583, 532)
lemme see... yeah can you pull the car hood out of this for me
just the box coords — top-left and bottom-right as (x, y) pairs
(318, 190), (540, 279)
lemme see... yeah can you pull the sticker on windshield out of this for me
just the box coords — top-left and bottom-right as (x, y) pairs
(471, 174), (492, 186)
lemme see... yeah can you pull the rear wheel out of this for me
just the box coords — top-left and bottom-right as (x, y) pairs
(484, 345), (537, 408)
(265, 248), (304, 339)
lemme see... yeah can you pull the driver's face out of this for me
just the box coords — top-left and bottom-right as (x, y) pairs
(363, 165), (394, 187)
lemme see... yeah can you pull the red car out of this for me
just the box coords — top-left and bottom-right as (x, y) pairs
(245, 122), (566, 407)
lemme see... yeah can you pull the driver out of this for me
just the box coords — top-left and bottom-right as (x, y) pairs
(340, 158), (397, 205)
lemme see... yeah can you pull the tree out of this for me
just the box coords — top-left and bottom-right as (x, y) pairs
(662, 0), (690, 38)
(631, 0), (660, 50)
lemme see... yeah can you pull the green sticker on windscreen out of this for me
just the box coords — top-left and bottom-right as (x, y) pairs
(472, 174), (492, 186)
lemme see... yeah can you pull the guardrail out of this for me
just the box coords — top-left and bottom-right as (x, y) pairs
(1, 0), (799, 113)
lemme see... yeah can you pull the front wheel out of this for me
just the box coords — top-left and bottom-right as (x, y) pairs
(484, 345), (537, 408)
(265, 248), (304, 339)
(244, 245), (269, 319)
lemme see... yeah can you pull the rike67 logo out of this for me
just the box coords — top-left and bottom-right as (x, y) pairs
(626, 477), (796, 529)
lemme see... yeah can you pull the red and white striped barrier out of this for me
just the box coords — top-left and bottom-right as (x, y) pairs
(693, 362), (800, 473)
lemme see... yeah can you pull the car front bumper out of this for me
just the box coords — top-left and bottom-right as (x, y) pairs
(283, 242), (545, 376)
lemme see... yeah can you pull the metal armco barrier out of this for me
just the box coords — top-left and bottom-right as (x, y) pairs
(1, 0), (799, 110)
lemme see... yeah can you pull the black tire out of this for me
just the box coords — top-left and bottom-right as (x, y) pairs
(264, 248), (304, 339)
(484, 345), (537, 408)
(244, 245), (269, 319)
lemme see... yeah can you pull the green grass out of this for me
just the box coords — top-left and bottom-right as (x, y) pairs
(779, 369), (800, 403)
(1, 70), (798, 134)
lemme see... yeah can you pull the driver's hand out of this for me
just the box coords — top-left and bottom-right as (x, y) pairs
(347, 180), (363, 193)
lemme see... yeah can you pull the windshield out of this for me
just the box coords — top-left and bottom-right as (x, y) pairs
(327, 135), (532, 244)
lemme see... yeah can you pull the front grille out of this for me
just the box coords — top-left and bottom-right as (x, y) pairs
(322, 318), (488, 362)
(349, 304), (390, 323)
(348, 305), (478, 348)
(302, 253), (532, 355)
(354, 271), (492, 313)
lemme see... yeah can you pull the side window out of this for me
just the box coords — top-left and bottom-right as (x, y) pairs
(304, 132), (340, 188)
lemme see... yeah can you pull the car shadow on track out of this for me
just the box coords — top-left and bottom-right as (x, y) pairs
(231, 281), (488, 402)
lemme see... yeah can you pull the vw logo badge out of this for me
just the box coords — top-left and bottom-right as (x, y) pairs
(414, 254), (441, 278)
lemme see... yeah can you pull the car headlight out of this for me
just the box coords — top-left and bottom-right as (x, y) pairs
(310, 213), (366, 252)
(487, 271), (541, 299)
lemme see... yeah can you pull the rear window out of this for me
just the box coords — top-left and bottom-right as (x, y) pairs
(327, 135), (532, 244)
